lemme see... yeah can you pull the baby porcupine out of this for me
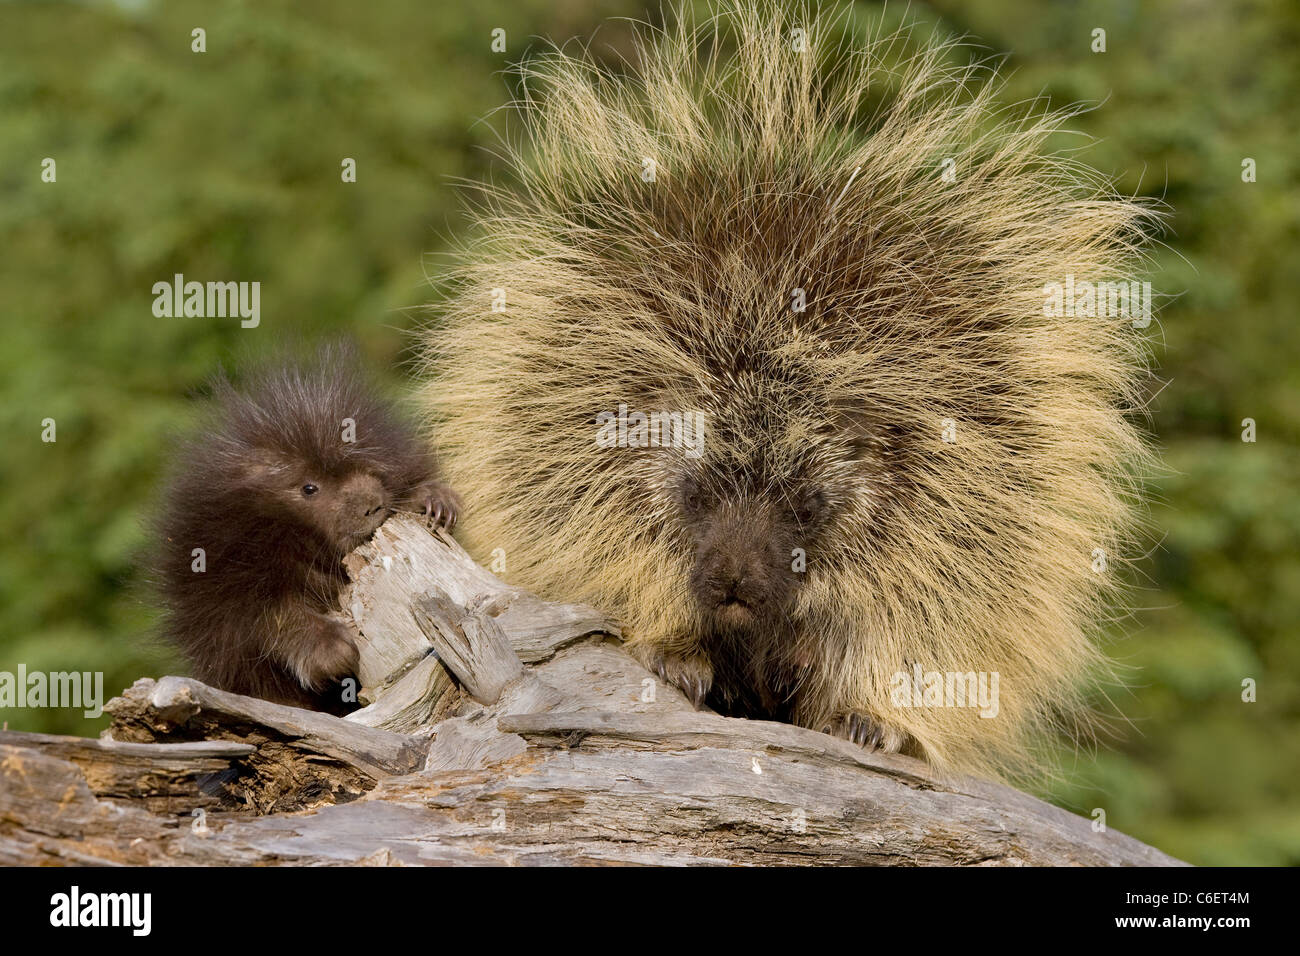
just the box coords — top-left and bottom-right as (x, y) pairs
(419, 2), (1161, 779)
(153, 345), (459, 713)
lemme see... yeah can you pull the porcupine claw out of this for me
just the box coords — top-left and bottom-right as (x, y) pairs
(405, 480), (460, 530)
(824, 712), (906, 754)
(639, 648), (714, 709)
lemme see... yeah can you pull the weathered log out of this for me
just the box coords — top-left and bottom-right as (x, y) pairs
(0, 730), (253, 814)
(0, 515), (1185, 866)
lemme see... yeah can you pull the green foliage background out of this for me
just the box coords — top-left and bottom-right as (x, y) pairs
(1, 0), (1295, 865)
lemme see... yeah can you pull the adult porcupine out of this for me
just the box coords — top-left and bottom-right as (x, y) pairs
(153, 345), (459, 713)
(419, 1), (1160, 778)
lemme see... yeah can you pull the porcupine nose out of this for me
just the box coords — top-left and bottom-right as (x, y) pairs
(341, 472), (389, 522)
(695, 502), (775, 611)
(717, 559), (748, 602)
(694, 497), (802, 621)
(701, 545), (760, 610)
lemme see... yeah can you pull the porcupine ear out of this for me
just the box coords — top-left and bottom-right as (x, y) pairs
(822, 402), (882, 457)
(234, 447), (295, 490)
(830, 404), (910, 463)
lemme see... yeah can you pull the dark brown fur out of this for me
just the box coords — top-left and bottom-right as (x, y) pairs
(152, 345), (458, 713)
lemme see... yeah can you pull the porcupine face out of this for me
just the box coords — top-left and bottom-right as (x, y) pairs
(670, 375), (883, 634)
(204, 346), (421, 556)
(677, 472), (816, 631)
(241, 453), (391, 553)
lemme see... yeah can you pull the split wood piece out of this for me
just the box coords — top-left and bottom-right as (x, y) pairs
(337, 514), (616, 733)
(410, 587), (573, 773)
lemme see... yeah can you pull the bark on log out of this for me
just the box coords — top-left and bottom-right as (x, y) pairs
(0, 515), (1185, 866)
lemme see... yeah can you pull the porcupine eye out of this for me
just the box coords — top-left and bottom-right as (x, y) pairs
(794, 490), (826, 526)
(681, 477), (704, 515)
(301, 483), (319, 497)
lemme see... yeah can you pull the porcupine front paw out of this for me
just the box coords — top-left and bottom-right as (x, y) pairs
(293, 621), (361, 692)
(823, 712), (908, 753)
(636, 647), (714, 709)
(402, 480), (461, 529)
